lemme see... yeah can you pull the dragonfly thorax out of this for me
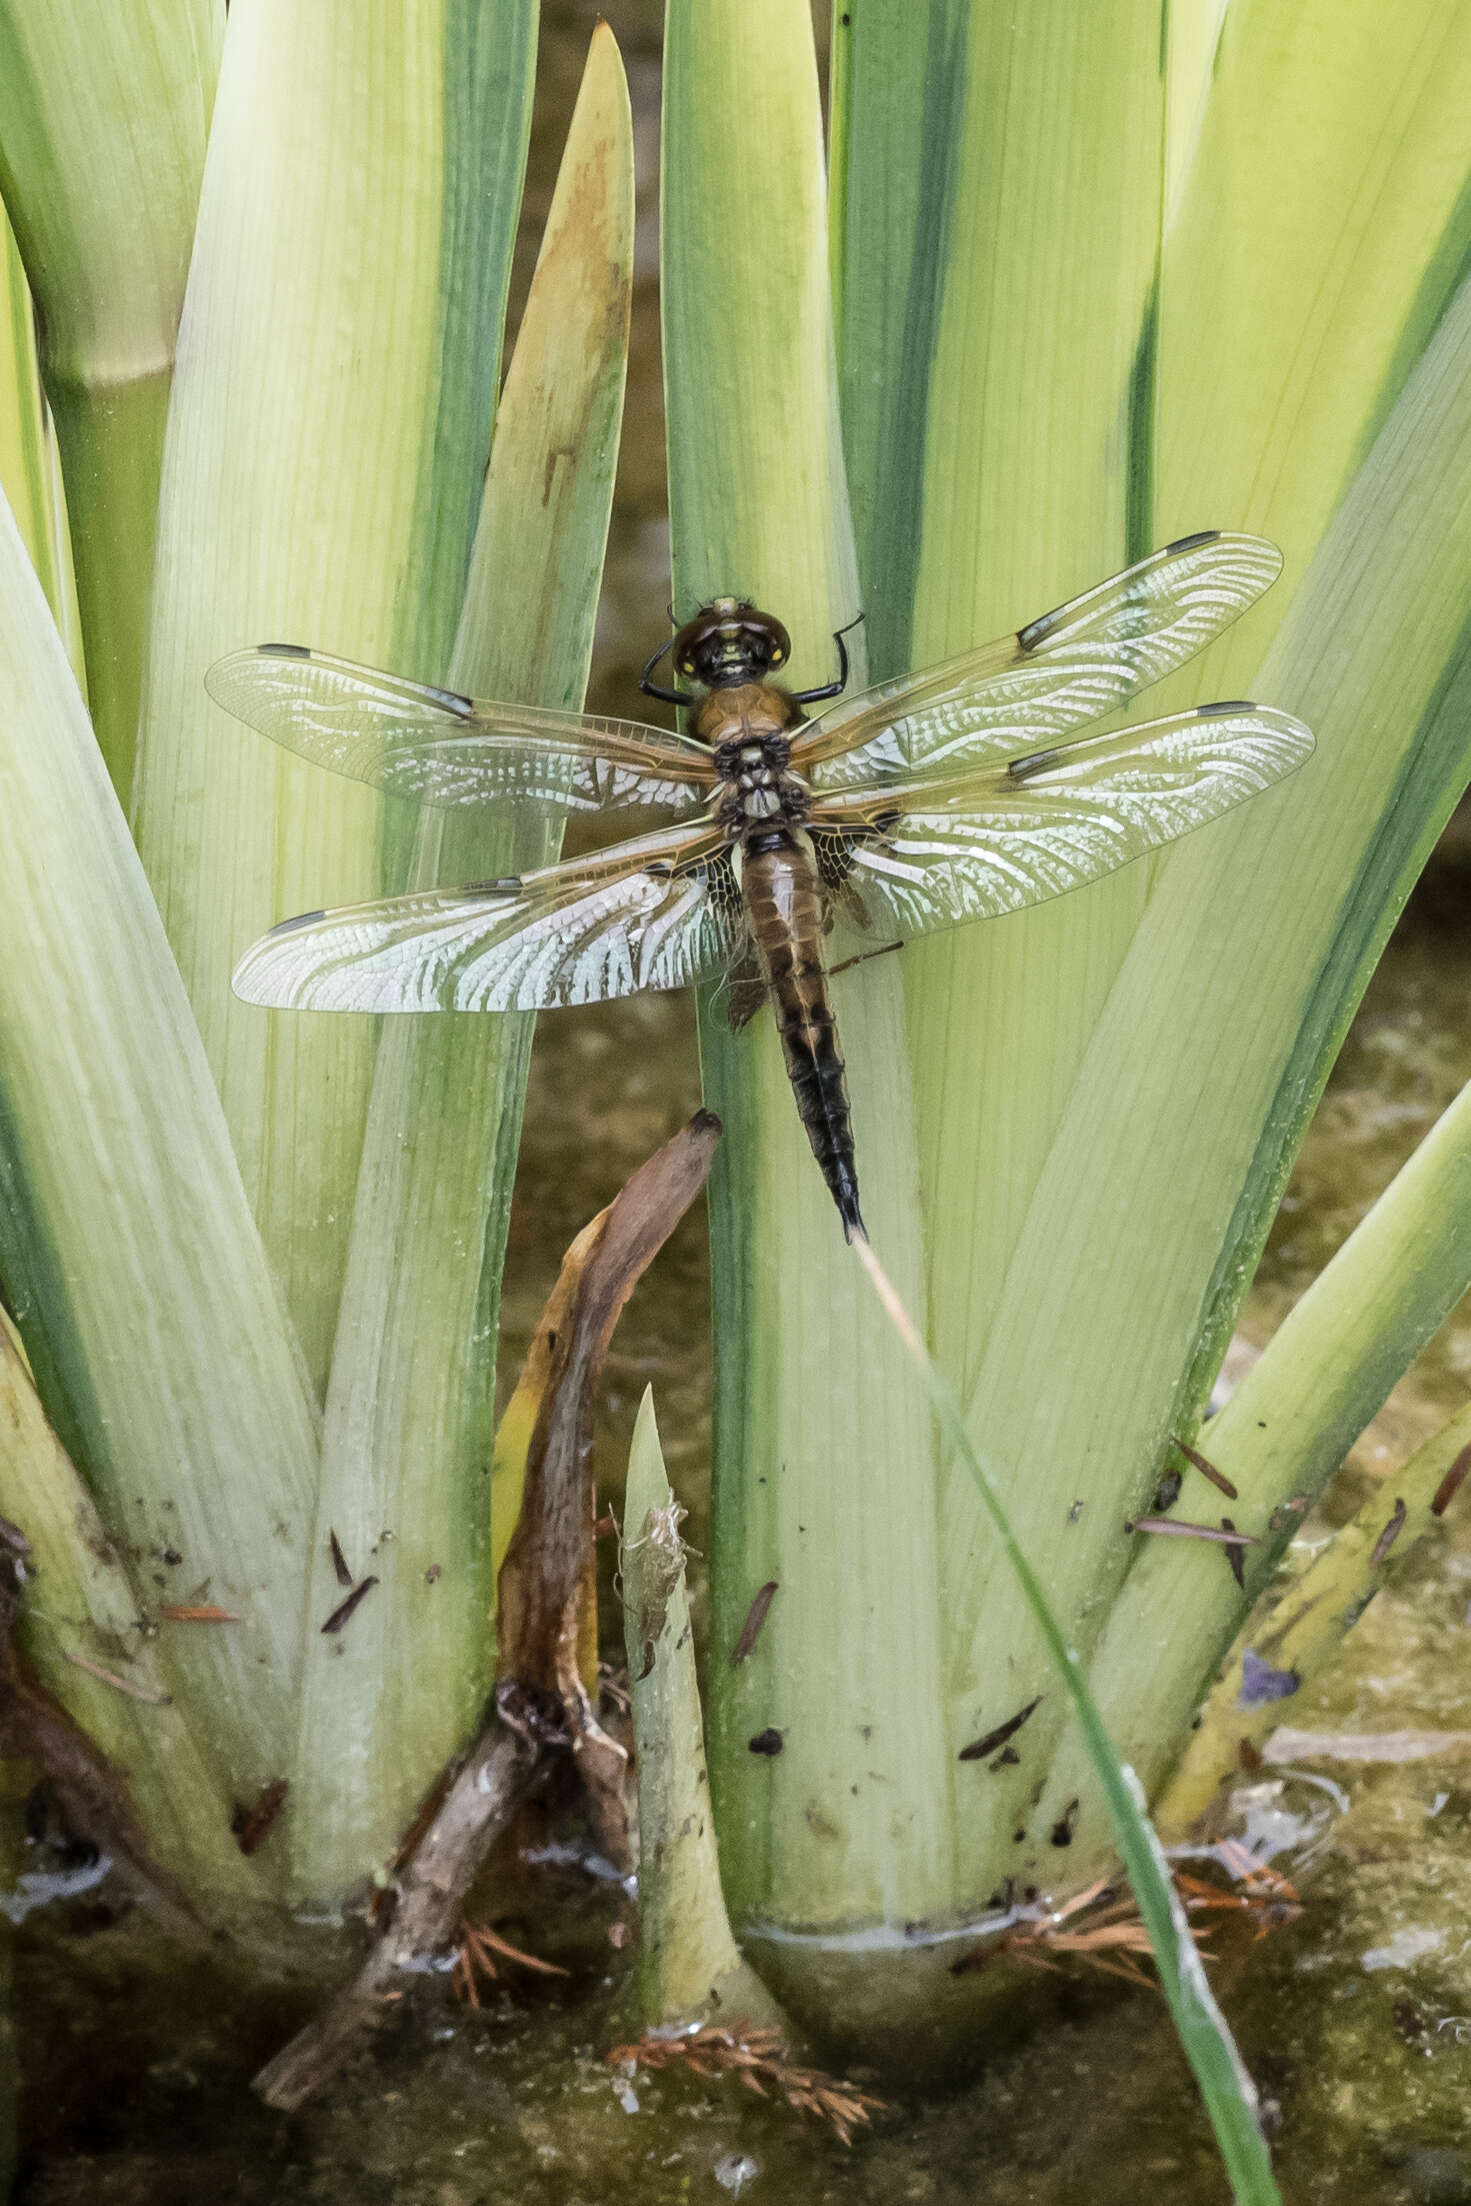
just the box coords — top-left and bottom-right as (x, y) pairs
(706, 713), (811, 839)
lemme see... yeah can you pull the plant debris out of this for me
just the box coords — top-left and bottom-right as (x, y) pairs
(730, 1579), (778, 1665)
(233, 1777), (288, 1856)
(1126, 1514), (1259, 1548)
(606, 2025), (887, 2146)
(453, 1917), (569, 2006)
(1431, 1444), (1471, 1517)
(624, 1499), (691, 1682)
(952, 1842), (1301, 1986)
(1169, 1434), (1239, 1500)
(251, 1112), (721, 2113)
(1263, 1726), (1471, 1763)
(959, 1694), (1042, 1763)
(0, 1509), (200, 1936)
(320, 1575), (379, 1634)
(1370, 1496), (1407, 1565)
(1239, 1649), (1300, 1707)
(59, 1650), (172, 1706)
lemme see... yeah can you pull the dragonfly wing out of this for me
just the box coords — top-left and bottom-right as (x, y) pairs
(207, 645), (717, 816)
(232, 827), (743, 1013)
(796, 532), (1284, 789)
(809, 702), (1312, 939)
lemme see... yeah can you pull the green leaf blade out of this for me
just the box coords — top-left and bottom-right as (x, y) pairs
(132, 0), (537, 1395)
(0, 482), (319, 1799)
(0, 0), (221, 790)
(663, 0), (955, 1965)
(284, 22), (636, 1898)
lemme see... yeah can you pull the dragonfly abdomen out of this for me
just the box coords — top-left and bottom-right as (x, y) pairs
(740, 831), (863, 1241)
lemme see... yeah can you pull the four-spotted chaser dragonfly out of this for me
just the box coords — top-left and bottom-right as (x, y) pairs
(214, 530), (1312, 1239)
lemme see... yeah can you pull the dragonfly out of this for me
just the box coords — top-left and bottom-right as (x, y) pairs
(214, 530), (1312, 1241)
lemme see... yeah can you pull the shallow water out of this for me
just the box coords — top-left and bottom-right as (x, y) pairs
(17, 721), (1471, 2206)
(15, 4), (1471, 2198)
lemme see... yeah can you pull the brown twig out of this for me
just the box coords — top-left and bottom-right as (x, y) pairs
(252, 1114), (722, 2112)
(254, 1720), (541, 2109)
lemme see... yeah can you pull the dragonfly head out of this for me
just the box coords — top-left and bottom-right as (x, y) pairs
(672, 599), (791, 689)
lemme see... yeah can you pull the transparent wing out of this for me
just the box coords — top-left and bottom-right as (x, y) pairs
(808, 702), (1313, 940)
(207, 645), (718, 816)
(231, 824), (743, 1013)
(795, 532), (1284, 790)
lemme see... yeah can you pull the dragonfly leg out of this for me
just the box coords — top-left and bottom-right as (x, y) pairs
(790, 609), (865, 705)
(829, 938), (904, 978)
(639, 631), (695, 708)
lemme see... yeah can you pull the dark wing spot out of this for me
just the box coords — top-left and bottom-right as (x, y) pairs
(1163, 528), (1221, 555)
(421, 682), (475, 717)
(260, 641), (312, 658)
(269, 909), (326, 935)
(1016, 604), (1065, 653)
(461, 876), (523, 897)
(1195, 699), (1256, 718)
(1007, 745), (1065, 781)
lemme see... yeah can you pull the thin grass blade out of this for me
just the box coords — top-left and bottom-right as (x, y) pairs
(854, 1237), (1281, 2206)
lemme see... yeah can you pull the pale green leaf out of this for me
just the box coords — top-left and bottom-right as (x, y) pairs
(132, 0), (537, 1395)
(622, 1387), (783, 2031)
(0, 481), (319, 1799)
(0, 0), (221, 790)
(0, 1312), (255, 1899)
(663, 0), (955, 1979)
(283, 21), (635, 1897)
